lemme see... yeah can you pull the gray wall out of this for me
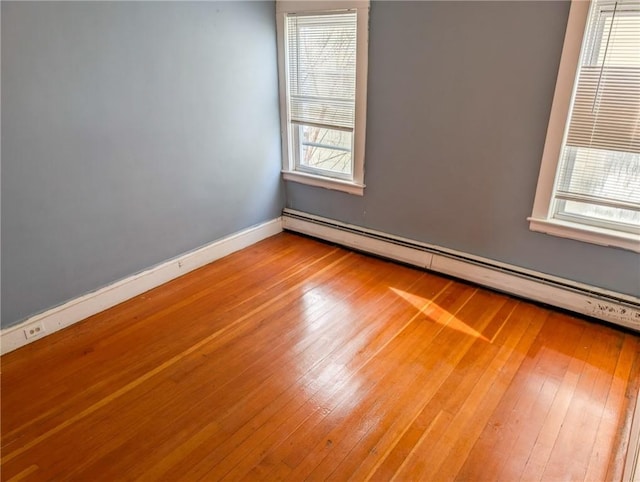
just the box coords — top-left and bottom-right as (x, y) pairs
(2, 1), (283, 327)
(3, 1), (637, 331)
(287, 1), (640, 298)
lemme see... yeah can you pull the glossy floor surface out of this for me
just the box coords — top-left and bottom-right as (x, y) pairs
(2, 233), (639, 481)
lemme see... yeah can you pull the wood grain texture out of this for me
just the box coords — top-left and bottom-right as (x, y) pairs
(1, 232), (639, 481)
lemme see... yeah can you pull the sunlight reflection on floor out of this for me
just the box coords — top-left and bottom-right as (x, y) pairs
(390, 287), (490, 343)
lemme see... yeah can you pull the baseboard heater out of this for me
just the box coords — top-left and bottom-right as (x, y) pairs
(282, 208), (640, 332)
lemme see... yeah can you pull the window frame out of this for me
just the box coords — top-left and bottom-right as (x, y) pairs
(529, 0), (640, 253)
(276, 0), (369, 196)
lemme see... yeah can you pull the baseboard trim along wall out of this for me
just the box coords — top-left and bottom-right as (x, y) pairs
(282, 209), (640, 333)
(3, 209), (639, 355)
(0, 218), (283, 355)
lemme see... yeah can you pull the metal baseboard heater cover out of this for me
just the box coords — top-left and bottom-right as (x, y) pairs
(282, 209), (640, 332)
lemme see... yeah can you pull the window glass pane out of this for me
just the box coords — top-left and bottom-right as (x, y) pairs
(560, 199), (640, 227)
(555, 146), (640, 230)
(300, 125), (352, 175)
(558, 146), (640, 205)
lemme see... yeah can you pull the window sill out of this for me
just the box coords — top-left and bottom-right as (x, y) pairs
(282, 170), (365, 196)
(528, 217), (640, 253)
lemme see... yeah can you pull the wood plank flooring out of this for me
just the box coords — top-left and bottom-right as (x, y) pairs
(2, 232), (639, 481)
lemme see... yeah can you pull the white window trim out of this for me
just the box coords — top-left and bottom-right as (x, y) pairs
(276, 0), (369, 196)
(528, 0), (640, 253)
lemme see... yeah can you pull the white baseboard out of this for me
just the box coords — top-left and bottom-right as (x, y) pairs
(1, 218), (283, 355)
(282, 209), (640, 332)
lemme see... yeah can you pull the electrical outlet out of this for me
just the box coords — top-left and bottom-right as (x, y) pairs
(23, 322), (46, 340)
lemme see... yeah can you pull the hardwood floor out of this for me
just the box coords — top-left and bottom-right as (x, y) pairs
(2, 232), (639, 481)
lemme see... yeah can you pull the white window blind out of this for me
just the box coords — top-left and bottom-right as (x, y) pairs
(553, 0), (640, 232)
(286, 12), (357, 132)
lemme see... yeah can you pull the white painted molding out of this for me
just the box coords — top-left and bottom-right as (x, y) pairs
(624, 389), (640, 482)
(282, 171), (365, 196)
(529, 218), (640, 253)
(282, 209), (640, 332)
(530, 0), (590, 221)
(1, 218), (283, 355)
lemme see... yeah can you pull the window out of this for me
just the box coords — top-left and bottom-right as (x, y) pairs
(276, 1), (369, 196)
(529, 0), (640, 252)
